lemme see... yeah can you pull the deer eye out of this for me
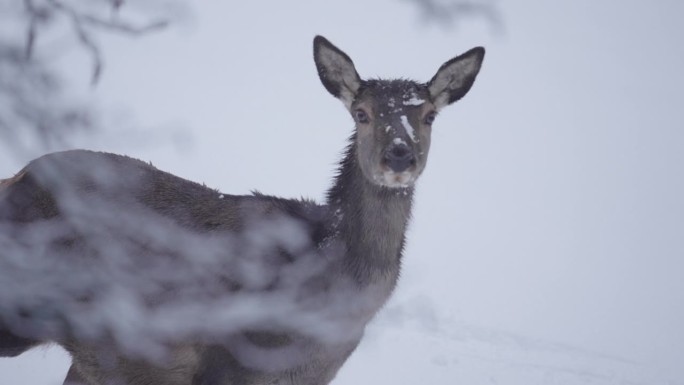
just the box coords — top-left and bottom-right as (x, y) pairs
(354, 109), (370, 124)
(423, 111), (437, 125)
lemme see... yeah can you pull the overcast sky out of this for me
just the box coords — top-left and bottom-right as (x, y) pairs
(1, 0), (683, 383)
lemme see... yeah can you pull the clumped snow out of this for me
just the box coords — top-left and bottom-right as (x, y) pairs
(393, 137), (407, 146)
(402, 95), (424, 106)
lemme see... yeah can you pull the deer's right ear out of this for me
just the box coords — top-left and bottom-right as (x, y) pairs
(314, 36), (361, 110)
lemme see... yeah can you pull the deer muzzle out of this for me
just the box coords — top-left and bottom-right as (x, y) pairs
(383, 144), (416, 173)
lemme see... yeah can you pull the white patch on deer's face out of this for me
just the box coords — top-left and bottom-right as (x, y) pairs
(374, 170), (415, 188)
(400, 115), (417, 143)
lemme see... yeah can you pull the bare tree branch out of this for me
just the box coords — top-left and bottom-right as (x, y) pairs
(55, 2), (105, 85)
(79, 14), (170, 35)
(401, 0), (504, 33)
(47, 0), (169, 36)
(1, 0), (182, 158)
(109, 0), (124, 13)
(24, 0), (38, 59)
(44, 0), (170, 84)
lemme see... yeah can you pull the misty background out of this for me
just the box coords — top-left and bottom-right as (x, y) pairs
(1, 0), (683, 384)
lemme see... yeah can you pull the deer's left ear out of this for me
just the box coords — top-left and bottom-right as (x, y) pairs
(428, 47), (485, 110)
(314, 35), (362, 110)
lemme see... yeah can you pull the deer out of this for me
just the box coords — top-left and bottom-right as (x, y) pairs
(0, 36), (484, 385)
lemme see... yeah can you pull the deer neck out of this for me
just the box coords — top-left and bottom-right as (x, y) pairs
(325, 138), (414, 285)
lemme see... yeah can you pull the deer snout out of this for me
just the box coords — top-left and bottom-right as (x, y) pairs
(383, 144), (416, 172)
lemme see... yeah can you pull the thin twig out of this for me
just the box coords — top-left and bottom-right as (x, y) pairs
(80, 15), (169, 36)
(110, 0), (125, 13)
(45, 0), (103, 84)
(24, 0), (38, 59)
(402, 0), (504, 33)
(43, 0), (169, 84)
(73, 16), (104, 85)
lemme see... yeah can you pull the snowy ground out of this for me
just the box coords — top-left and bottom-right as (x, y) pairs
(1, 296), (677, 385)
(338, 296), (675, 385)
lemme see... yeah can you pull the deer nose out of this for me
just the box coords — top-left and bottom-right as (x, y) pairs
(384, 144), (416, 172)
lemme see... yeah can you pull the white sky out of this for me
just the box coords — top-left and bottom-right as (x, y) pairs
(1, 0), (683, 383)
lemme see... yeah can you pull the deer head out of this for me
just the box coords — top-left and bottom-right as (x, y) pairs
(314, 35), (484, 188)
